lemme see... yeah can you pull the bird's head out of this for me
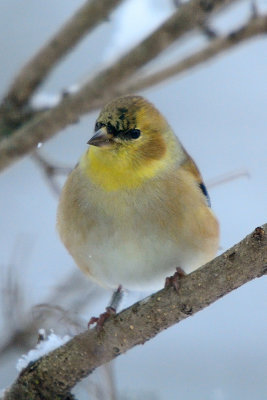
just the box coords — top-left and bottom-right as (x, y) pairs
(89, 95), (169, 156)
(82, 96), (184, 190)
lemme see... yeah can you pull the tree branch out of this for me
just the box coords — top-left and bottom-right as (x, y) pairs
(0, 271), (100, 358)
(126, 14), (267, 92)
(0, 0), (124, 111)
(4, 225), (267, 400)
(32, 152), (72, 196)
(0, 0), (238, 172)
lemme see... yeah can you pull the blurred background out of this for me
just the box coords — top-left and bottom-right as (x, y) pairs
(0, 0), (266, 399)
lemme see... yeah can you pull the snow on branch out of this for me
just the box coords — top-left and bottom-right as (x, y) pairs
(3, 225), (267, 400)
(16, 330), (71, 372)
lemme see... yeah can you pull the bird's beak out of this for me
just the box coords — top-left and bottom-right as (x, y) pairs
(87, 128), (113, 147)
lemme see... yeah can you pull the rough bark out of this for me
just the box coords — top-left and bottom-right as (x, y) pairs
(3, 225), (267, 400)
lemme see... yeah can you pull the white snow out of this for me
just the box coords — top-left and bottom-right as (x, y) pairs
(31, 92), (61, 109)
(16, 330), (71, 372)
(30, 84), (80, 109)
(103, 0), (174, 63)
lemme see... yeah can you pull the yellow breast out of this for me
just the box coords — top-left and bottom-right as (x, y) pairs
(80, 144), (172, 191)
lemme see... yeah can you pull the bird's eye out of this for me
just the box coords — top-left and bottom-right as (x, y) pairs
(107, 123), (117, 135)
(129, 129), (141, 139)
(95, 122), (104, 132)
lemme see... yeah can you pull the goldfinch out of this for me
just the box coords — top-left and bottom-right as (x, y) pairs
(57, 95), (219, 292)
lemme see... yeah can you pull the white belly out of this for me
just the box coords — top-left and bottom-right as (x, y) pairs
(72, 228), (206, 291)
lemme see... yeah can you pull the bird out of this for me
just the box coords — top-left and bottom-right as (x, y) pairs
(57, 95), (219, 302)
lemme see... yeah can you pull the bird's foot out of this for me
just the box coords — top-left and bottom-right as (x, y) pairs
(165, 267), (186, 293)
(88, 306), (116, 331)
(88, 285), (123, 331)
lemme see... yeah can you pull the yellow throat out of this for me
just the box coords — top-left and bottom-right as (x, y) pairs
(80, 144), (171, 191)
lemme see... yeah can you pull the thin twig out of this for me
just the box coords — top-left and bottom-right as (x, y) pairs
(3, 225), (267, 400)
(0, 271), (100, 358)
(207, 169), (250, 188)
(32, 152), (72, 196)
(0, 0), (239, 172)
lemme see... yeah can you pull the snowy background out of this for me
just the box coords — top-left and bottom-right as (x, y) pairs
(0, 0), (267, 399)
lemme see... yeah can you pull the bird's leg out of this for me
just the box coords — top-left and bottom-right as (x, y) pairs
(88, 285), (123, 330)
(165, 267), (186, 292)
(108, 284), (124, 310)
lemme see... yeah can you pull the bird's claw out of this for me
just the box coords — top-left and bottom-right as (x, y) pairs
(165, 267), (185, 293)
(88, 306), (116, 331)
